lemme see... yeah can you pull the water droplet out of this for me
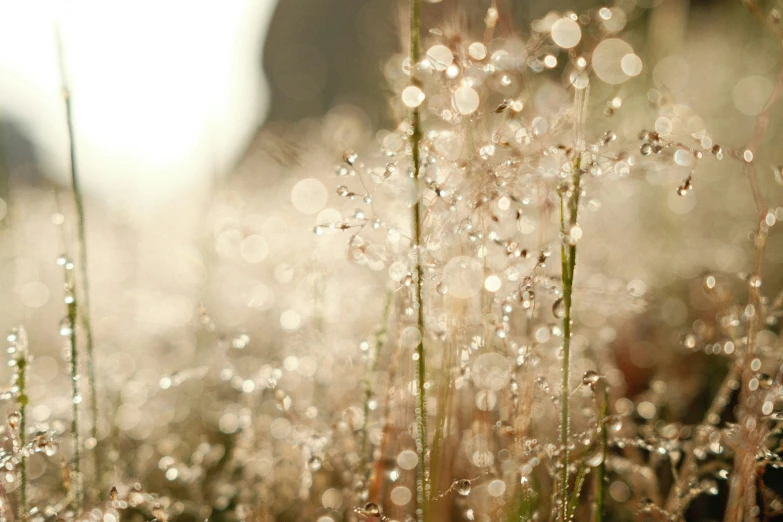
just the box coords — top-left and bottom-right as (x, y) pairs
(343, 151), (358, 165)
(677, 178), (692, 196)
(362, 502), (381, 517)
(567, 225), (582, 245)
(606, 415), (623, 432)
(582, 370), (602, 386)
(59, 317), (74, 337)
(551, 18), (581, 49)
(7, 411), (20, 429)
(484, 275), (502, 292)
(436, 282), (448, 295)
(487, 479), (507, 497)
(586, 446), (604, 467)
(468, 42), (487, 60)
(552, 298), (565, 319)
(308, 455), (322, 471)
(747, 273), (762, 288)
(336, 185), (350, 197)
(454, 478), (471, 496)
(674, 149), (693, 166)
(535, 377), (551, 394)
(426, 44), (454, 71)
(397, 449), (418, 470)
(402, 86), (425, 108)
(44, 441), (58, 456)
(454, 85), (480, 115)
(682, 332), (697, 349)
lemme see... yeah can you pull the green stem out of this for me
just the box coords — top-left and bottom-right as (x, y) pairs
(566, 459), (588, 520)
(17, 351), (27, 521)
(559, 155), (582, 522)
(595, 383), (608, 522)
(64, 266), (82, 507)
(409, 0), (429, 520)
(57, 29), (100, 489)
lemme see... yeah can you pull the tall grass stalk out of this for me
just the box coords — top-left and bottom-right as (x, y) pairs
(558, 86), (587, 522)
(408, 0), (430, 520)
(15, 329), (28, 521)
(595, 383), (608, 522)
(62, 262), (82, 507)
(56, 27), (100, 493)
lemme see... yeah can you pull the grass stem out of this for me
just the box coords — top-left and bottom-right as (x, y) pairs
(559, 85), (587, 521)
(595, 383), (608, 522)
(63, 263), (82, 507)
(409, 0), (430, 520)
(16, 331), (28, 522)
(56, 27), (100, 493)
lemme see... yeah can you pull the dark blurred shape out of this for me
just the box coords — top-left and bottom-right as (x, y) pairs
(262, 0), (400, 127)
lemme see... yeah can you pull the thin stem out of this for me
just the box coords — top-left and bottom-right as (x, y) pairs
(56, 27), (100, 486)
(559, 85), (587, 522)
(595, 383), (609, 522)
(409, 0), (429, 520)
(63, 264), (82, 507)
(16, 339), (28, 521)
(558, 166), (580, 521)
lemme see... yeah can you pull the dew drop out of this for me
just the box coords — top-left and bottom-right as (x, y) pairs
(426, 44), (454, 71)
(402, 86), (425, 108)
(682, 332), (697, 349)
(606, 415), (623, 432)
(308, 455), (322, 471)
(582, 370), (602, 386)
(454, 86), (480, 115)
(468, 42), (487, 60)
(436, 282), (449, 295)
(535, 377), (551, 394)
(397, 449), (418, 470)
(552, 298), (565, 319)
(362, 502), (381, 517)
(487, 479), (507, 497)
(7, 412), (20, 429)
(343, 151), (359, 165)
(551, 18), (581, 49)
(454, 478), (472, 496)
(59, 317), (74, 337)
(674, 149), (693, 166)
(747, 273), (762, 288)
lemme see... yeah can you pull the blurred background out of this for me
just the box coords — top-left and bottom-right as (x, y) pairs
(0, 0), (781, 519)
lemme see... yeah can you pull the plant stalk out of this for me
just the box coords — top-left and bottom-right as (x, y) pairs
(595, 383), (608, 522)
(559, 164), (581, 520)
(64, 265), (82, 507)
(409, 0), (429, 520)
(57, 28), (100, 489)
(16, 339), (28, 521)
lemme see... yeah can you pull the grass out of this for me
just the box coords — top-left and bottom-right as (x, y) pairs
(3, 1), (783, 521)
